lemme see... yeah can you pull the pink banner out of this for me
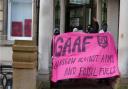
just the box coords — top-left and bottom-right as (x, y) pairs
(51, 32), (120, 82)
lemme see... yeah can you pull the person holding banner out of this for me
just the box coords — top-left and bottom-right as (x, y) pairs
(73, 27), (79, 32)
(88, 16), (99, 33)
(92, 16), (99, 33)
(73, 26), (84, 32)
(99, 22), (108, 33)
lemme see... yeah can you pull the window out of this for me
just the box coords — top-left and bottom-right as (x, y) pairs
(8, 0), (33, 40)
(69, 0), (90, 5)
(65, 0), (92, 32)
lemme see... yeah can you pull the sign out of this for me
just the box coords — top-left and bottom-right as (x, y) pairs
(24, 19), (32, 37)
(12, 21), (22, 36)
(51, 32), (120, 82)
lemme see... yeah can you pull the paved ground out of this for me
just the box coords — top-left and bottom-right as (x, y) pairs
(50, 79), (113, 89)
(37, 74), (128, 89)
(37, 80), (113, 89)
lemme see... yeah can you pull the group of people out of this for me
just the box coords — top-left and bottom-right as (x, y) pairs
(73, 16), (107, 33)
(54, 16), (108, 35)
(53, 17), (110, 86)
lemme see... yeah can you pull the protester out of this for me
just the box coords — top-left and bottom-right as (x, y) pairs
(88, 16), (99, 33)
(99, 22), (108, 33)
(98, 22), (109, 85)
(87, 25), (94, 33)
(77, 25), (84, 32)
(51, 28), (60, 88)
(54, 28), (60, 35)
(73, 26), (84, 32)
(73, 27), (79, 32)
(92, 16), (99, 33)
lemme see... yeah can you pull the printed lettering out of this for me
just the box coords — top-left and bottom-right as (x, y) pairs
(62, 38), (71, 56)
(55, 37), (64, 57)
(72, 36), (81, 53)
(64, 67), (76, 76)
(82, 36), (93, 52)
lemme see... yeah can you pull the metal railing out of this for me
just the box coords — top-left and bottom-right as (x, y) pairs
(0, 65), (12, 89)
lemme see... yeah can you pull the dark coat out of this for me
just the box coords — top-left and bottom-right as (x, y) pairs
(92, 21), (99, 33)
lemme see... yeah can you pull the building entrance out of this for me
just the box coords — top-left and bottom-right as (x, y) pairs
(65, 0), (93, 32)
(54, 0), (119, 46)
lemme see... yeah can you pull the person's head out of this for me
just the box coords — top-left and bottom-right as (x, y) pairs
(101, 22), (107, 32)
(78, 25), (83, 30)
(54, 28), (60, 35)
(73, 28), (78, 32)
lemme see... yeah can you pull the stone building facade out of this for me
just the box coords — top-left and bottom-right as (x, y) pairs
(0, 0), (128, 79)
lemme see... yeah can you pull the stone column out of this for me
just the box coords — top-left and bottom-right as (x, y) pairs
(118, 0), (128, 78)
(38, 0), (54, 74)
(60, 0), (66, 33)
(13, 40), (37, 89)
(107, 0), (119, 47)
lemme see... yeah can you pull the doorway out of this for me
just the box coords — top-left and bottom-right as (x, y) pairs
(53, 0), (119, 46)
(65, 0), (93, 32)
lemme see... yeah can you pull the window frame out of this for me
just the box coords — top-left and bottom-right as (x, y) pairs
(7, 0), (33, 41)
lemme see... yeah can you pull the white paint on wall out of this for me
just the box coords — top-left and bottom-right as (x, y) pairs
(38, 0), (53, 74)
(107, 0), (119, 47)
(0, 46), (12, 65)
(118, 0), (128, 77)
